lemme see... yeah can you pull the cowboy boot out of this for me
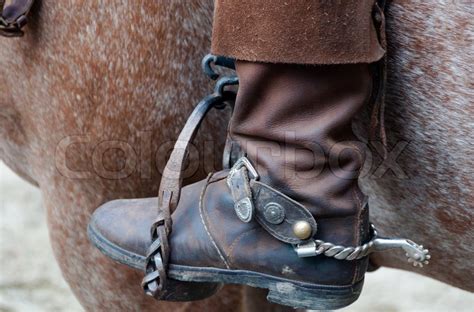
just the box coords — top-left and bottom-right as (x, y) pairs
(88, 58), (430, 310)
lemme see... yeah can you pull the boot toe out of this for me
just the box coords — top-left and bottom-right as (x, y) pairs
(88, 197), (157, 270)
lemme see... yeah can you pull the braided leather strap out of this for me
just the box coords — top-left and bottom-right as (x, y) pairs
(0, 0), (34, 37)
(142, 55), (237, 299)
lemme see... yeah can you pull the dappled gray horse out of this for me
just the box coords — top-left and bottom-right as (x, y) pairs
(0, 0), (472, 310)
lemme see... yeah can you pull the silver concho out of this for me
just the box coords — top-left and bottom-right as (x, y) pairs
(235, 197), (253, 223)
(263, 202), (285, 225)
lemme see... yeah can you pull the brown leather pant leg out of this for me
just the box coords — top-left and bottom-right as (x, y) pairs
(211, 0), (385, 65)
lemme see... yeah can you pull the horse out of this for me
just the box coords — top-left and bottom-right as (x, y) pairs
(1, 0), (472, 310)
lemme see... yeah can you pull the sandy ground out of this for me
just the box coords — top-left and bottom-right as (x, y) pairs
(0, 161), (473, 312)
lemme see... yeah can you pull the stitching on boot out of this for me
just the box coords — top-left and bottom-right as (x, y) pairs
(352, 186), (363, 284)
(208, 173), (228, 184)
(348, 140), (365, 283)
(226, 227), (259, 266)
(199, 173), (231, 269)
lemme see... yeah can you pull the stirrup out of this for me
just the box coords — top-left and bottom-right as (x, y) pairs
(142, 54), (237, 299)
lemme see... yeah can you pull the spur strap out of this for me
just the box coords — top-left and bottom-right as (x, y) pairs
(0, 0), (34, 37)
(226, 157), (431, 267)
(142, 56), (237, 299)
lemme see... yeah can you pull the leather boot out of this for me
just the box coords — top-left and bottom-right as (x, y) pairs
(88, 58), (429, 310)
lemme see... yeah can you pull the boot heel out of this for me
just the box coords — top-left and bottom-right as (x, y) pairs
(266, 279), (363, 310)
(158, 278), (223, 301)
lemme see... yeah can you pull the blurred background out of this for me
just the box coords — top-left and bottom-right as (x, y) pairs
(1, 161), (473, 312)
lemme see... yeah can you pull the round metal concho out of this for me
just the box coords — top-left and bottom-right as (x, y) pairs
(293, 221), (312, 240)
(263, 202), (286, 225)
(235, 198), (253, 222)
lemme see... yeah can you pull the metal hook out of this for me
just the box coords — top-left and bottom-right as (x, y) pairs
(202, 54), (236, 80)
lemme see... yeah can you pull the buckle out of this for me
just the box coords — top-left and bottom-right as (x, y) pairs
(227, 157), (318, 243)
(227, 157), (257, 223)
(229, 156), (259, 180)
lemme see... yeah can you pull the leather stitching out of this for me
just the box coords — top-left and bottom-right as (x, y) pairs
(226, 227), (259, 267)
(351, 186), (362, 284)
(208, 173), (227, 184)
(347, 141), (365, 283)
(198, 173), (231, 269)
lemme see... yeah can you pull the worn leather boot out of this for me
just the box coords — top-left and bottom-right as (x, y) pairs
(88, 58), (429, 310)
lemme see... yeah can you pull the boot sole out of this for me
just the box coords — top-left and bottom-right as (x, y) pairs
(88, 222), (363, 310)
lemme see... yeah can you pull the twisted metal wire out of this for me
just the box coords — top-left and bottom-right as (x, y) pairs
(296, 224), (431, 267)
(312, 239), (375, 260)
